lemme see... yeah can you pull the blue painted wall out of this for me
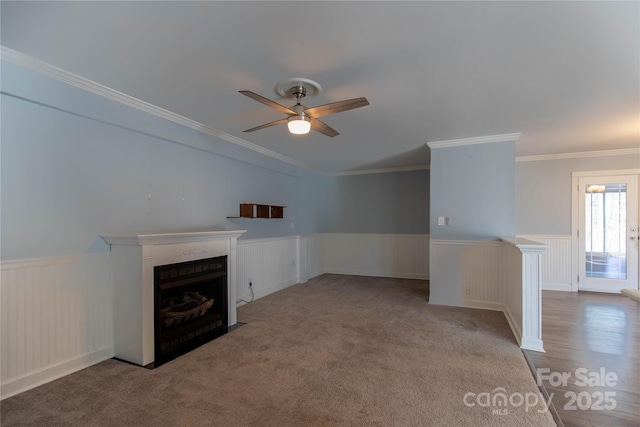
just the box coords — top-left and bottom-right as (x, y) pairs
(1, 59), (433, 263)
(321, 171), (429, 234)
(516, 155), (640, 235)
(0, 61), (325, 260)
(430, 141), (515, 240)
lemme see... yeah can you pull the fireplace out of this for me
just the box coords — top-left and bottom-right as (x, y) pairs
(154, 256), (228, 367)
(101, 230), (245, 367)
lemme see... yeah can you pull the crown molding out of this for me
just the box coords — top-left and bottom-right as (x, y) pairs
(0, 46), (310, 170)
(427, 133), (521, 149)
(328, 164), (430, 176)
(516, 147), (640, 162)
(5, 46), (635, 174)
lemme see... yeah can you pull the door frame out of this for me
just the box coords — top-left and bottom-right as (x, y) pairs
(571, 169), (640, 292)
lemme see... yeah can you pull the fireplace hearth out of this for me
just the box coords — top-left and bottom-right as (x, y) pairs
(154, 256), (228, 367)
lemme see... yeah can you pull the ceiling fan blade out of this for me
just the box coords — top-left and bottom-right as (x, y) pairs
(304, 97), (369, 118)
(310, 118), (339, 137)
(243, 117), (289, 133)
(239, 90), (296, 115)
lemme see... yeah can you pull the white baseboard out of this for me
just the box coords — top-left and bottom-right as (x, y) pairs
(503, 305), (523, 347)
(542, 282), (573, 292)
(621, 289), (640, 303)
(463, 300), (505, 312)
(236, 278), (298, 307)
(577, 285), (624, 294)
(324, 268), (429, 280)
(1, 345), (114, 400)
(521, 336), (545, 353)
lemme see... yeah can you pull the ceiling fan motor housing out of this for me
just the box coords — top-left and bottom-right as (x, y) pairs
(290, 86), (306, 100)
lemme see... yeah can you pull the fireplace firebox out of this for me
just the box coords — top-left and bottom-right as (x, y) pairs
(154, 256), (228, 367)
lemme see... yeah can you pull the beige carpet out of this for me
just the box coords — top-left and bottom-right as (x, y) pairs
(1, 274), (555, 426)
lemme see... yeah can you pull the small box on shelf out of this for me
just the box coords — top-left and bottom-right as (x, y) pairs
(256, 204), (270, 218)
(270, 205), (284, 219)
(229, 203), (285, 219)
(239, 204), (254, 218)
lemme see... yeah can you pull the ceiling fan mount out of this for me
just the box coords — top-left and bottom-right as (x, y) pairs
(274, 77), (322, 100)
(240, 77), (368, 137)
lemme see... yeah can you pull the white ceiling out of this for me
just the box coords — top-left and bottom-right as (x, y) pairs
(2, 1), (638, 173)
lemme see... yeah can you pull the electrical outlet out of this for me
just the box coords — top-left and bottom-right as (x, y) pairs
(249, 281), (253, 288)
(291, 259), (296, 268)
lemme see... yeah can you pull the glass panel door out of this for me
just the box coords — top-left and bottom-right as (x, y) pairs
(579, 175), (638, 293)
(585, 183), (627, 279)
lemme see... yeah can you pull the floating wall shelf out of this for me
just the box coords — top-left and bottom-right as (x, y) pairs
(227, 203), (285, 219)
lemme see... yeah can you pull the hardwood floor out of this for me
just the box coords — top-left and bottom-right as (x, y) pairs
(524, 291), (639, 427)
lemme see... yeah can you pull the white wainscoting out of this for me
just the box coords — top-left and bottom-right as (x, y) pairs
(301, 234), (323, 281)
(429, 239), (504, 310)
(517, 235), (572, 291)
(236, 236), (305, 304)
(0, 232), (473, 399)
(0, 253), (114, 400)
(503, 243), (523, 344)
(319, 233), (429, 280)
(501, 238), (546, 352)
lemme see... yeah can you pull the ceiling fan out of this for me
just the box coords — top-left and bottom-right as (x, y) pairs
(240, 78), (369, 137)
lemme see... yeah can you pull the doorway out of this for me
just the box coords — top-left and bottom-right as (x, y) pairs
(572, 171), (639, 293)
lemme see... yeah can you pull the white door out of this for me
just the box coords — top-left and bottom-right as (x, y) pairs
(578, 174), (639, 293)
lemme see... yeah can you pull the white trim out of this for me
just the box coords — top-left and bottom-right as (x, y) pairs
(322, 232), (429, 238)
(621, 289), (640, 303)
(0, 254), (82, 270)
(516, 234), (571, 239)
(542, 283), (573, 292)
(101, 230), (246, 246)
(504, 306), (523, 347)
(500, 237), (547, 252)
(572, 168), (640, 177)
(517, 148), (640, 163)
(429, 238), (504, 247)
(236, 278), (299, 307)
(5, 47), (639, 175)
(521, 337), (545, 353)
(572, 170), (640, 293)
(329, 164), (430, 176)
(332, 148), (640, 175)
(463, 300), (504, 312)
(0, 46), (310, 170)
(323, 268), (429, 280)
(1, 346), (113, 400)
(332, 149), (640, 176)
(238, 235), (300, 245)
(571, 173), (580, 292)
(427, 133), (521, 149)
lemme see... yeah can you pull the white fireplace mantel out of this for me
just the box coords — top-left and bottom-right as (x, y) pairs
(102, 230), (246, 366)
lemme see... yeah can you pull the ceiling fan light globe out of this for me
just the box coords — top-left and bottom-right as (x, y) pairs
(287, 116), (311, 135)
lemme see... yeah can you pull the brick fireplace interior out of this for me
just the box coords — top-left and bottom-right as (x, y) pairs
(154, 255), (228, 367)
